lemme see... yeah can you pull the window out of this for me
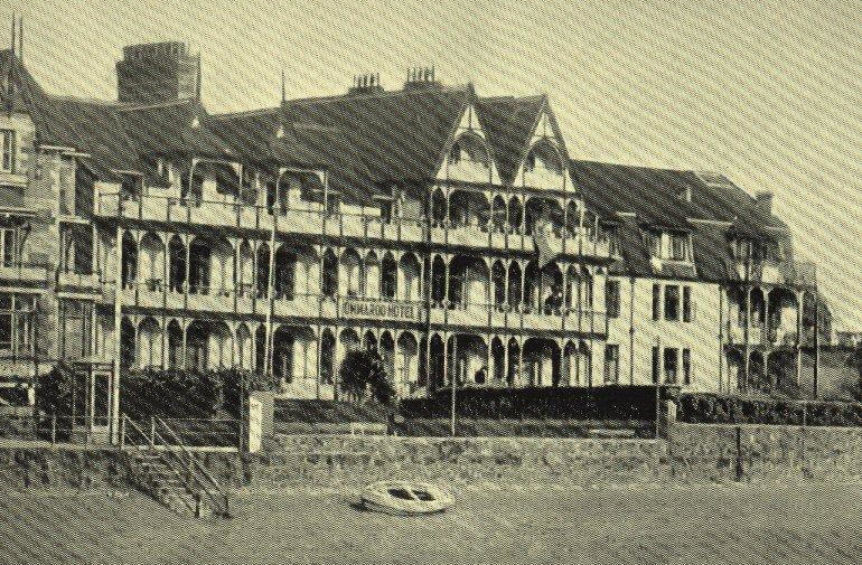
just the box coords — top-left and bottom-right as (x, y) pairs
(652, 346), (660, 384)
(683, 286), (693, 322)
(664, 285), (680, 321)
(1, 130), (16, 173)
(670, 234), (689, 261)
(664, 347), (679, 383)
(0, 294), (32, 354)
(524, 151), (536, 172)
(448, 142), (461, 165)
(604, 345), (619, 384)
(606, 280), (621, 318)
(644, 231), (660, 257)
(0, 229), (15, 267)
(682, 349), (691, 385)
(652, 284), (661, 321)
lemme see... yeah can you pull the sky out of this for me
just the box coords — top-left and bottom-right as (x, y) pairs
(7, 0), (862, 331)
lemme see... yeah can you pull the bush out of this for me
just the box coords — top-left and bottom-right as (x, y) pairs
(677, 392), (862, 427)
(36, 364), (276, 420)
(400, 385), (668, 421)
(339, 349), (395, 406)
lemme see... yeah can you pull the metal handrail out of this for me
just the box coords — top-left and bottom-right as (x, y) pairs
(123, 416), (200, 516)
(155, 416), (229, 516)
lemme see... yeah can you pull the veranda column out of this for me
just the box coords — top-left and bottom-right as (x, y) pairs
(796, 289), (804, 385)
(742, 286), (751, 392)
(111, 226), (123, 444)
(181, 318), (188, 370)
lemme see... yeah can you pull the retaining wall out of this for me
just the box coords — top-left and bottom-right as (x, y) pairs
(4, 422), (862, 493)
(667, 423), (862, 483)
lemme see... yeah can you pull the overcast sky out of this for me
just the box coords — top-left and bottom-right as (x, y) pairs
(9, 0), (862, 331)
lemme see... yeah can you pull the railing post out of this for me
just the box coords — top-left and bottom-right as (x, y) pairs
(119, 415), (126, 450)
(50, 413), (57, 445)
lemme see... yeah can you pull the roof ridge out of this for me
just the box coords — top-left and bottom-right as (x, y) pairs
(115, 98), (197, 113)
(49, 94), (123, 107)
(283, 84), (471, 106)
(571, 158), (696, 175)
(208, 106), (281, 121)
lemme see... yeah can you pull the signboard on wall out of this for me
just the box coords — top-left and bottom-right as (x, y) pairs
(341, 299), (419, 322)
(248, 396), (262, 453)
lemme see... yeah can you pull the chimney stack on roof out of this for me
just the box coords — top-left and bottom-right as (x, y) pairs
(348, 72), (384, 95)
(755, 191), (773, 215)
(404, 66), (441, 90)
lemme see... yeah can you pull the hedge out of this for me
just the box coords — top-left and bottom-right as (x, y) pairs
(677, 393), (862, 427)
(399, 385), (673, 421)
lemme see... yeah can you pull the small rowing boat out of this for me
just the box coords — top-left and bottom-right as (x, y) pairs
(360, 480), (454, 516)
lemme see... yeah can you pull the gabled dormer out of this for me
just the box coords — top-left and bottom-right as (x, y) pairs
(644, 227), (694, 264)
(436, 102), (500, 185)
(514, 102), (570, 192)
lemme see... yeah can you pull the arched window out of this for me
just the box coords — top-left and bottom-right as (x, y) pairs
(448, 142), (461, 165)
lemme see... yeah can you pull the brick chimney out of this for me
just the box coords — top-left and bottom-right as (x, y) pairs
(755, 192), (773, 215)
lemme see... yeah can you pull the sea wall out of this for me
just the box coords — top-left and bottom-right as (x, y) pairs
(4, 423), (862, 493)
(667, 423), (862, 482)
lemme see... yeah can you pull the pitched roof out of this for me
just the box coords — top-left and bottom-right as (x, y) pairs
(571, 160), (791, 281)
(0, 50), (70, 146)
(116, 99), (233, 159)
(46, 97), (138, 180)
(281, 85), (471, 185)
(475, 95), (545, 185)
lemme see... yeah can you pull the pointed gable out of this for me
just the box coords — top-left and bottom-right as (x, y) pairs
(436, 101), (501, 184)
(475, 95), (545, 185)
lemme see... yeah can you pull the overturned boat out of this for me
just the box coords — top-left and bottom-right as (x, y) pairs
(360, 481), (454, 516)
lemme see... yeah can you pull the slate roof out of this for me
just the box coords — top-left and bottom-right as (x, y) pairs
(2, 50), (805, 286)
(570, 159), (792, 282)
(475, 95), (546, 185)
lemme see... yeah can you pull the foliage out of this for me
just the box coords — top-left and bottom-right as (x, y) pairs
(36, 363), (276, 420)
(399, 385), (670, 421)
(338, 348), (395, 406)
(677, 392), (862, 427)
(35, 362), (75, 416)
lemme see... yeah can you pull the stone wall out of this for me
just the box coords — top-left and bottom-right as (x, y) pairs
(4, 423), (862, 494)
(248, 434), (665, 489)
(667, 422), (862, 483)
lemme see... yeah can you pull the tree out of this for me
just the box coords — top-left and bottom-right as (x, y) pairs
(338, 348), (395, 405)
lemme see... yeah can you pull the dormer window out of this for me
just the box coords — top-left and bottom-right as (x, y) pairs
(525, 141), (563, 175)
(120, 174), (142, 201)
(646, 229), (692, 262)
(1, 130), (16, 173)
(670, 233), (690, 261)
(448, 142), (461, 165)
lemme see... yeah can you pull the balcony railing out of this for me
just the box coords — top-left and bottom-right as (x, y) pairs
(0, 263), (49, 284)
(57, 271), (101, 289)
(107, 280), (606, 334)
(96, 193), (611, 259)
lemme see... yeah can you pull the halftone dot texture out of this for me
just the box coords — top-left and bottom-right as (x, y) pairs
(1, 0), (861, 561)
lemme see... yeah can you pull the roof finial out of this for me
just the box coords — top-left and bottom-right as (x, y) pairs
(281, 69), (286, 102)
(196, 52), (202, 102)
(10, 15), (16, 59)
(17, 16), (22, 64)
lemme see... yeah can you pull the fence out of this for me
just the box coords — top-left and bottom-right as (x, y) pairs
(0, 413), (242, 449)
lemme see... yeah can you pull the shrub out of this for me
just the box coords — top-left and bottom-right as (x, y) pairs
(338, 349), (395, 406)
(677, 392), (862, 427)
(400, 385), (668, 421)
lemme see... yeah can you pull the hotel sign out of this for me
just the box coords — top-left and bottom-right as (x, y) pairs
(341, 299), (419, 322)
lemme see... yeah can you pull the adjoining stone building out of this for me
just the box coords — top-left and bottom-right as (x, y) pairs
(0, 40), (818, 438)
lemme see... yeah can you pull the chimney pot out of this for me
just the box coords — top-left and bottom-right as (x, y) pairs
(755, 191), (774, 214)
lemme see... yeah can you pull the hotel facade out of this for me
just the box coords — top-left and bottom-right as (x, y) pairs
(0, 41), (819, 435)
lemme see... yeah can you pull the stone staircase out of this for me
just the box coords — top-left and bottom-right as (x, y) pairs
(123, 416), (231, 519)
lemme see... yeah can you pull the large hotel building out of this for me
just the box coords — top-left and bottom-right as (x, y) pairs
(0, 41), (819, 429)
